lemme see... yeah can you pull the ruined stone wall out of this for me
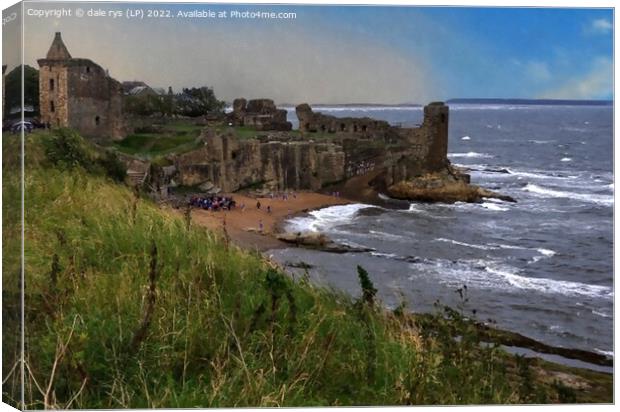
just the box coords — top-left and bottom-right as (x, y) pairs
(228, 98), (292, 131)
(296, 104), (392, 134)
(172, 102), (449, 194)
(381, 102), (449, 185)
(174, 132), (345, 192)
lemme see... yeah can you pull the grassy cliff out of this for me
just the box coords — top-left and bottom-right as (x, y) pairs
(2, 130), (611, 408)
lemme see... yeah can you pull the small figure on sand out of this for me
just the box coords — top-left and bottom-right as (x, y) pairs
(267, 205), (272, 214)
(256, 200), (261, 210)
(259, 219), (264, 232)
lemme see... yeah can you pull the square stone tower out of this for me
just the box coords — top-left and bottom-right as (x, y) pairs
(37, 32), (124, 140)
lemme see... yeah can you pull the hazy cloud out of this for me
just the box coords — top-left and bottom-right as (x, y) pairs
(23, 14), (435, 104)
(587, 18), (613, 35)
(538, 57), (612, 99)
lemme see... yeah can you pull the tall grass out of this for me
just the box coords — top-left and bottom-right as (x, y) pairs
(1, 131), (606, 408)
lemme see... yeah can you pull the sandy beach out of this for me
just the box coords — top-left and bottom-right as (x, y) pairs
(188, 191), (351, 251)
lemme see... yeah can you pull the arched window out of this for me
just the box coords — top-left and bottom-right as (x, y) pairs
(49, 78), (54, 91)
(86, 66), (91, 73)
(50, 101), (55, 112)
(95, 116), (100, 126)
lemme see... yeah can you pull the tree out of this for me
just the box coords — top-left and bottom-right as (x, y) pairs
(124, 94), (165, 117)
(176, 86), (225, 117)
(4, 65), (39, 119)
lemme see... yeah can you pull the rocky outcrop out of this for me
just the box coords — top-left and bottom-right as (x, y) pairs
(276, 231), (375, 254)
(385, 167), (516, 203)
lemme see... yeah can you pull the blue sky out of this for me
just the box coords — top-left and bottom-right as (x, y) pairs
(15, 2), (614, 103)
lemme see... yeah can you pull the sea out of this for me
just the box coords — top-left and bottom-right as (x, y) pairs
(269, 102), (614, 369)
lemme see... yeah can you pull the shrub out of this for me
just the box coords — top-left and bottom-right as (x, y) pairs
(43, 128), (92, 170)
(97, 150), (127, 182)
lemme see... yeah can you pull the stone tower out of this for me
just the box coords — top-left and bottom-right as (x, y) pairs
(37, 32), (124, 140)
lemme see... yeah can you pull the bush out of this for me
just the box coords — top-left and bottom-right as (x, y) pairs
(42, 128), (92, 170)
(97, 150), (127, 183)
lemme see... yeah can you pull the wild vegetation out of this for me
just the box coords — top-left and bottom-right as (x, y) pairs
(1, 130), (612, 408)
(112, 121), (205, 158)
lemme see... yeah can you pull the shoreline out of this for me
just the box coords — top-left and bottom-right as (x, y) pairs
(182, 190), (612, 373)
(188, 191), (352, 252)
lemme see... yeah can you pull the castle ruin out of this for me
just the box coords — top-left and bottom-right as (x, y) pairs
(164, 101), (451, 197)
(38, 33), (124, 140)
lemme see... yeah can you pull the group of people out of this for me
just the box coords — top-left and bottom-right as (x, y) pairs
(189, 195), (236, 211)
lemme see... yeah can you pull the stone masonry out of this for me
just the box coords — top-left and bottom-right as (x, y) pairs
(227, 98), (292, 131)
(38, 32), (124, 140)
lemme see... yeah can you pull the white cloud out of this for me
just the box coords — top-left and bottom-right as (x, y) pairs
(588, 18), (613, 34)
(538, 57), (612, 100)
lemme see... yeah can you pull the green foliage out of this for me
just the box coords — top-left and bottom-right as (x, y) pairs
(177, 86), (226, 117)
(42, 129), (127, 182)
(4, 65), (39, 118)
(42, 128), (92, 170)
(552, 380), (577, 403)
(114, 120), (204, 158)
(357, 265), (377, 306)
(98, 150), (127, 182)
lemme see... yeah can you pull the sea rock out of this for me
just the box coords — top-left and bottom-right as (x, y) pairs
(386, 169), (516, 203)
(276, 231), (374, 254)
(277, 231), (330, 247)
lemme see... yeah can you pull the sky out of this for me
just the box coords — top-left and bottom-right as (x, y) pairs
(3, 1), (614, 104)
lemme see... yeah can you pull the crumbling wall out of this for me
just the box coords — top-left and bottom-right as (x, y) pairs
(296, 103), (391, 134)
(174, 132), (345, 192)
(227, 98), (292, 131)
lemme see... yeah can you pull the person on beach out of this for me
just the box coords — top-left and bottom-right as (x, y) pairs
(259, 219), (264, 232)
(256, 201), (261, 210)
(267, 205), (272, 214)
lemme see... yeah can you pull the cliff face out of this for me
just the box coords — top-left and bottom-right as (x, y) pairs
(173, 131), (345, 192)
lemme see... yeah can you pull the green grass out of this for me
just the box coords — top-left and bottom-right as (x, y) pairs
(2, 131), (612, 409)
(113, 120), (204, 158)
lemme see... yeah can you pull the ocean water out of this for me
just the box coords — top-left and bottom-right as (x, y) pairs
(271, 104), (614, 362)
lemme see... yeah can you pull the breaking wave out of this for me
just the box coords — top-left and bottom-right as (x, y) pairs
(284, 204), (373, 232)
(522, 184), (613, 206)
(448, 152), (494, 159)
(415, 259), (613, 300)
